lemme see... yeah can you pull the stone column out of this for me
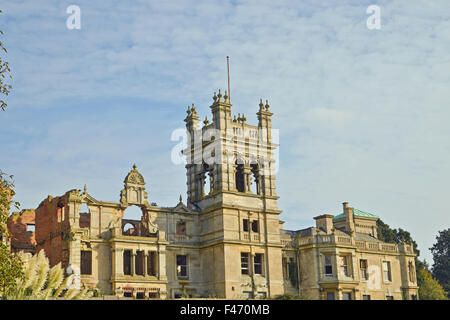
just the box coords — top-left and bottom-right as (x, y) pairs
(111, 248), (124, 277)
(143, 251), (148, 277)
(131, 250), (136, 276)
(158, 246), (167, 281)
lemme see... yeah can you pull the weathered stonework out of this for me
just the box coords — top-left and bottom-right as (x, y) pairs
(8, 92), (418, 300)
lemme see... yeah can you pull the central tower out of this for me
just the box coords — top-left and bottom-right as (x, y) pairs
(183, 90), (283, 298)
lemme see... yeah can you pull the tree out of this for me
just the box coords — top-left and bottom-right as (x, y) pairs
(418, 269), (448, 300)
(0, 242), (23, 298)
(6, 250), (92, 300)
(0, 171), (20, 238)
(430, 229), (450, 297)
(0, 9), (13, 111)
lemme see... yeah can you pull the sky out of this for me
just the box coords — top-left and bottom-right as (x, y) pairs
(1, 0), (449, 264)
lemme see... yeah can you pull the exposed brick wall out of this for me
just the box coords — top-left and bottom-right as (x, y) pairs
(35, 195), (70, 268)
(7, 209), (36, 254)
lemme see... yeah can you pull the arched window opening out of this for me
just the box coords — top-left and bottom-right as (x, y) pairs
(123, 205), (143, 221)
(235, 160), (245, 192)
(123, 222), (137, 236)
(250, 163), (260, 195)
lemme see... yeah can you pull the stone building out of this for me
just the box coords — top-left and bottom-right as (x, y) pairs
(7, 91), (418, 299)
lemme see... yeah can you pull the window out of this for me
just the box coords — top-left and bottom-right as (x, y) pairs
(176, 255), (188, 278)
(243, 219), (249, 232)
(135, 251), (144, 275)
(241, 252), (250, 275)
(342, 292), (352, 300)
(326, 292), (335, 300)
(411, 294), (417, 300)
(251, 220), (259, 233)
(123, 292), (133, 298)
(386, 295), (394, 300)
(324, 255), (333, 276)
(123, 250), (132, 275)
(176, 221), (186, 235)
(360, 259), (368, 280)
(282, 257), (288, 278)
(136, 292), (145, 299)
(383, 261), (392, 282)
(362, 295), (371, 300)
(254, 253), (264, 275)
(26, 224), (35, 232)
(339, 255), (349, 277)
(80, 250), (92, 275)
(148, 251), (157, 276)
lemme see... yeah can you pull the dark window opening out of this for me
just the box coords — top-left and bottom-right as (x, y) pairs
(136, 292), (145, 299)
(135, 251), (144, 275)
(386, 295), (394, 300)
(363, 295), (371, 300)
(123, 250), (132, 275)
(342, 292), (352, 300)
(123, 292), (133, 298)
(251, 220), (259, 233)
(176, 255), (188, 278)
(243, 219), (249, 232)
(326, 292), (335, 300)
(254, 253), (263, 275)
(235, 161), (245, 192)
(148, 292), (160, 299)
(148, 251), (157, 276)
(324, 255), (333, 275)
(80, 250), (92, 275)
(26, 224), (35, 232)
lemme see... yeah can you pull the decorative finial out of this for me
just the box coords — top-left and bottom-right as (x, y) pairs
(265, 100), (270, 111)
(187, 105), (191, 114)
(259, 98), (264, 110)
(203, 116), (210, 126)
(213, 91), (217, 102)
(242, 113), (247, 123)
(133, 164), (137, 170)
(224, 90), (229, 102)
(217, 89), (222, 101)
(83, 184), (87, 194)
(179, 194), (182, 203)
(237, 113), (241, 123)
(233, 115), (237, 122)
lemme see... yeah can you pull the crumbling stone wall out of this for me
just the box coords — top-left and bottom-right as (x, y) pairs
(7, 209), (36, 254)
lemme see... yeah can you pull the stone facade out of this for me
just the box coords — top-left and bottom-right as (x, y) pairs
(7, 91), (418, 299)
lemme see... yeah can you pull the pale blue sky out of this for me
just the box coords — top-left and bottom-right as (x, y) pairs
(1, 0), (449, 264)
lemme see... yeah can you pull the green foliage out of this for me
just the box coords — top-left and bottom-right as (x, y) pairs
(418, 269), (448, 300)
(0, 242), (24, 298)
(430, 229), (450, 297)
(0, 171), (20, 238)
(6, 250), (93, 300)
(0, 9), (13, 111)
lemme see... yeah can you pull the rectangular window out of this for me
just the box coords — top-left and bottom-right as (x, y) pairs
(363, 295), (371, 300)
(243, 219), (249, 232)
(26, 224), (35, 232)
(148, 251), (157, 276)
(342, 292), (352, 300)
(176, 221), (186, 235)
(176, 255), (188, 278)
(326, 292), (335, 300)
(254, 253), (264, 275)
(80, 250), (92, 275)
(360, 259), (368, 280)
(135, 251), (144, 275)
(386, 295), (394, 300)
(339, 255), (349, 277)
(241, 252), (250, 275)
(123, 250), (132, 275)
(324, 255), (333, 276)
(282, 257), (288, 278)
(383, 261), (392, 282)
(251, 220), (259, 233)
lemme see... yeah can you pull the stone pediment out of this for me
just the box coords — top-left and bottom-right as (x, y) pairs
(172, 201), (192, 214)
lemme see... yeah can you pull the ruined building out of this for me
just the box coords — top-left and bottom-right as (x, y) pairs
(7, 91), (418, 299)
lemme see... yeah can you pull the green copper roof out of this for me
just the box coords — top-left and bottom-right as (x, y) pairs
(332, 208), (379, 221)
